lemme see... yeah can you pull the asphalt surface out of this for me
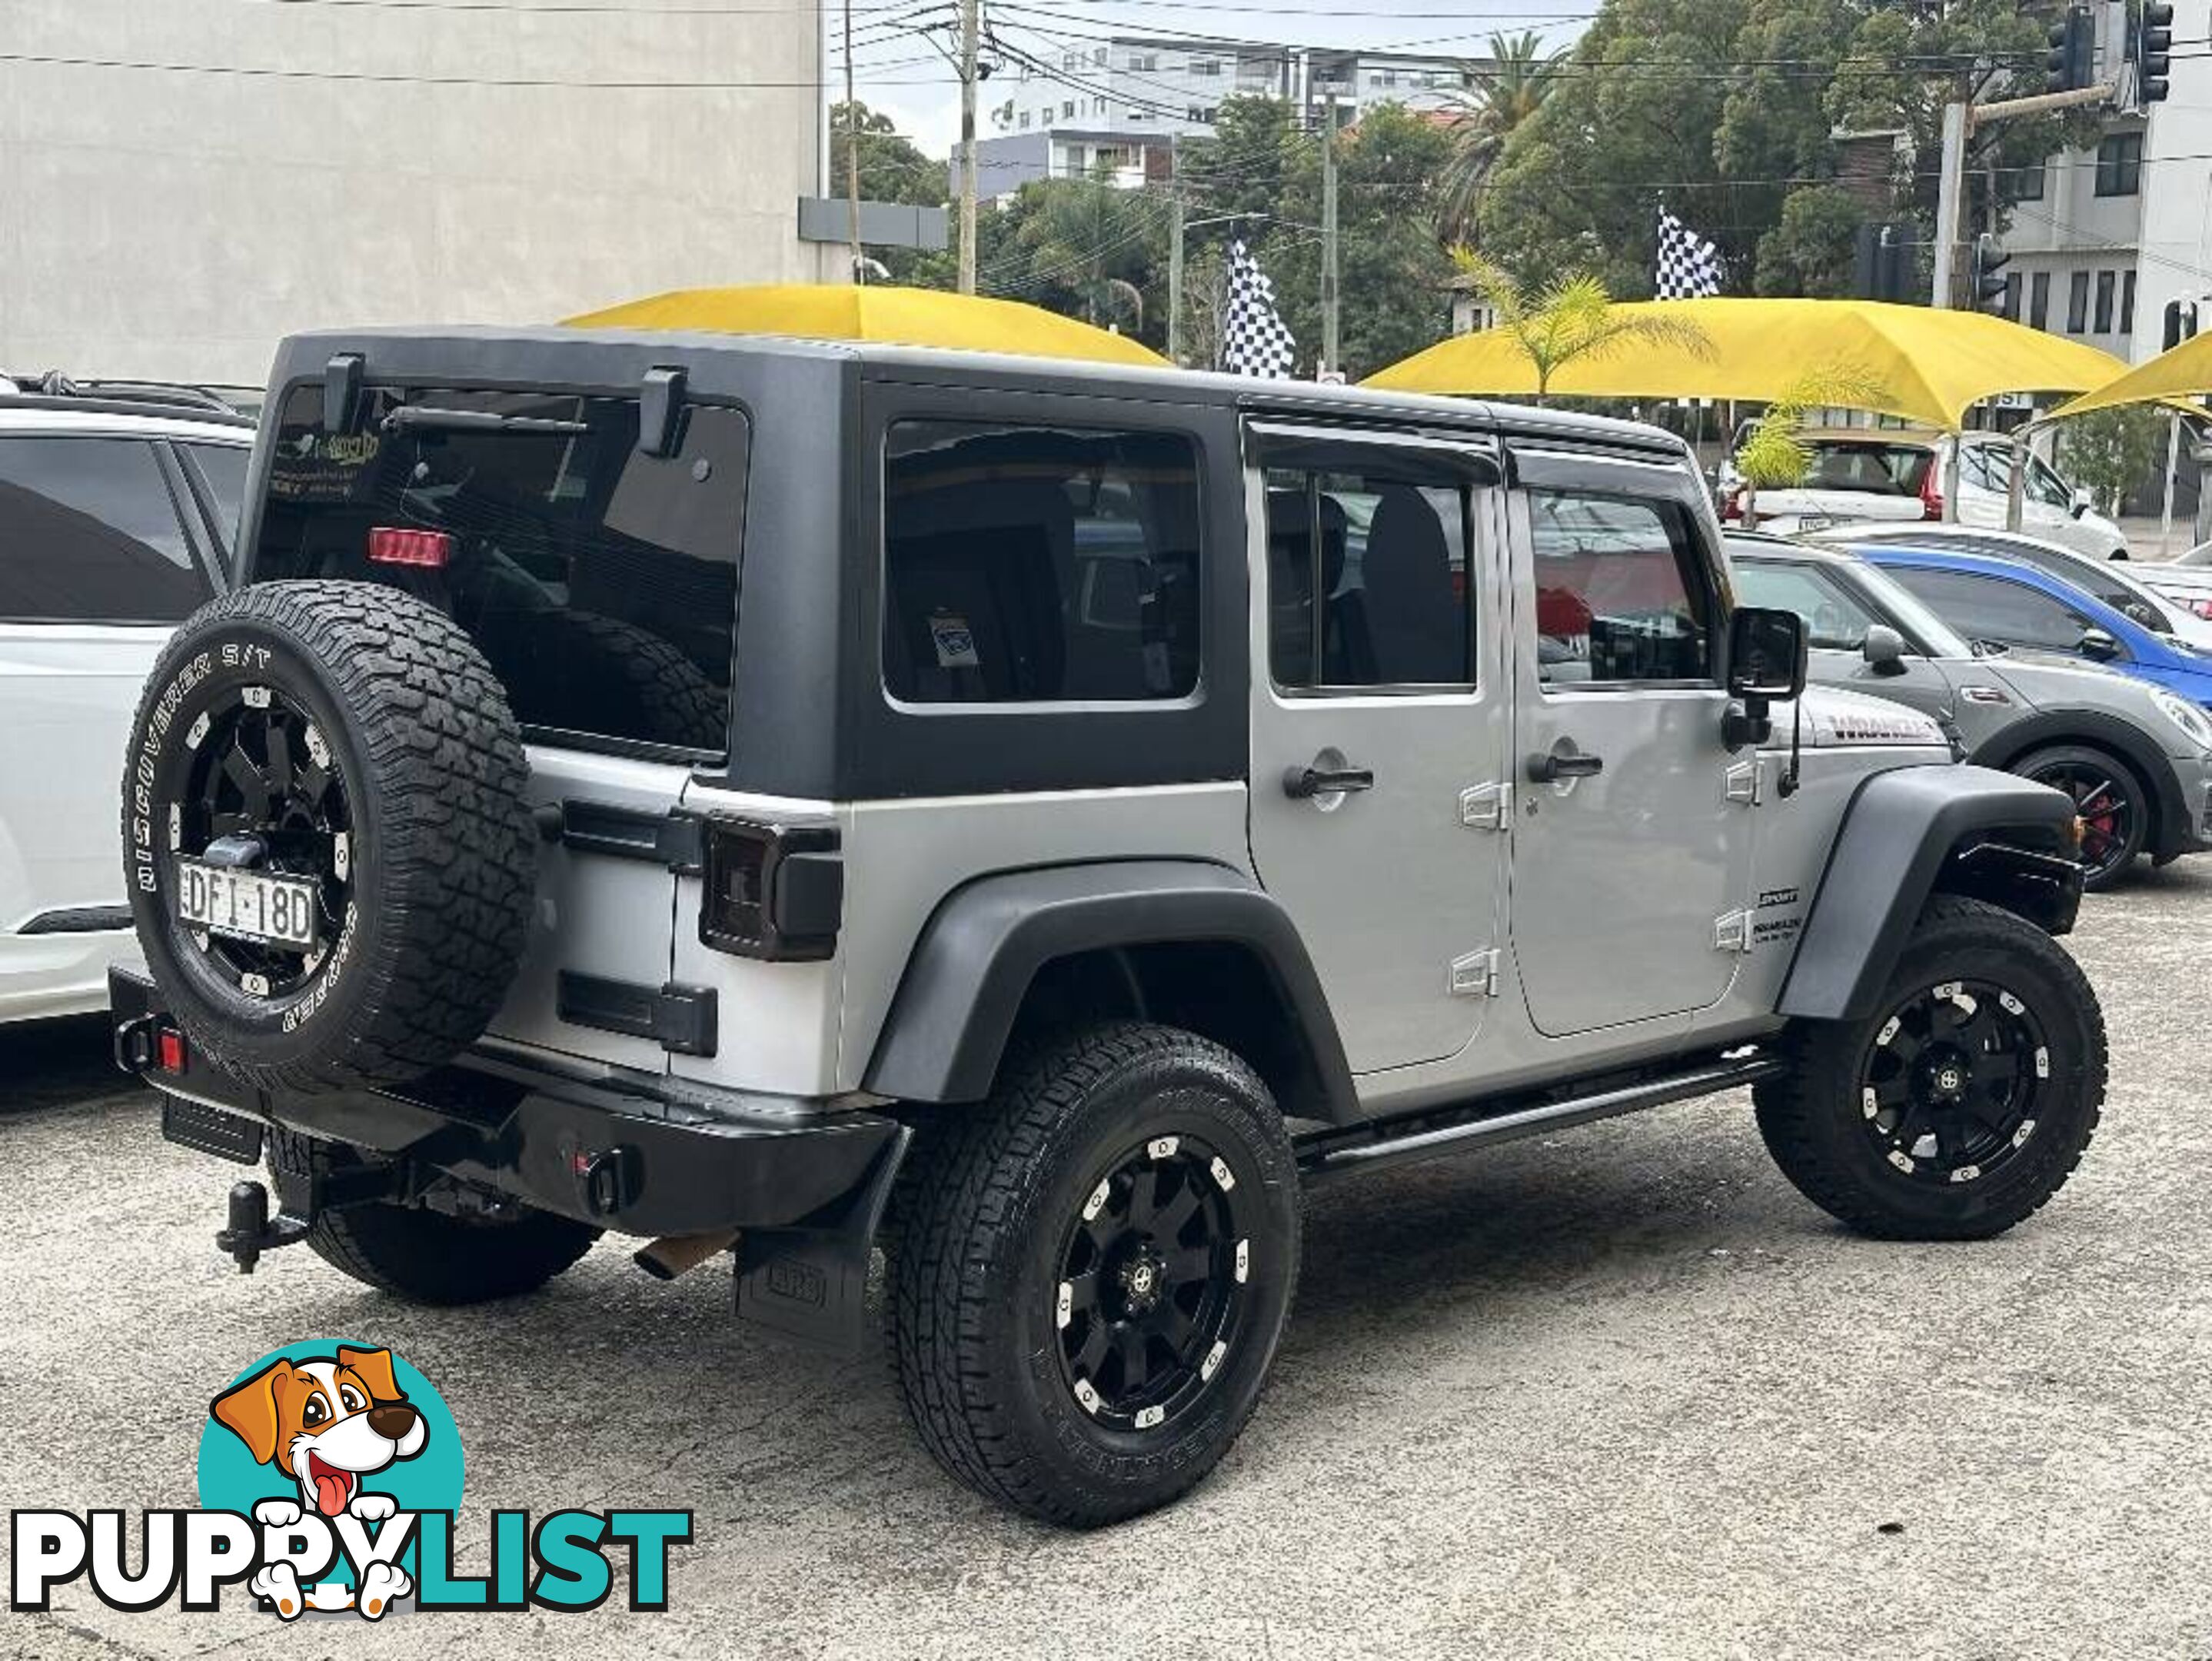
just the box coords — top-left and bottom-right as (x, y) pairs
(5, 871), (2210, 1661)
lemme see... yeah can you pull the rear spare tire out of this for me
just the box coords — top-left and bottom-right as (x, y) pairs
(122, 580), (537, 1093)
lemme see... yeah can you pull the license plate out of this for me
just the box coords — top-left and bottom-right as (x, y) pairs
(176, 860), (320, 950)
(1793, 513), (1837, 531)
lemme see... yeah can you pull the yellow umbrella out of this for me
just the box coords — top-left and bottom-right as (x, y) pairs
(2047, 331), (2212, 420)
(563, 284), (1168, 368)
(1365, 297), (2126, 430)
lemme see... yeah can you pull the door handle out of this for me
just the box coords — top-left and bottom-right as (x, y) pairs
(1282, 762), (1375, 800)
(1525, 746), (1603, 784)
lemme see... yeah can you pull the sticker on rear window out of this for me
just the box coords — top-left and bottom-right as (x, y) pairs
(930, 613), (980, 669)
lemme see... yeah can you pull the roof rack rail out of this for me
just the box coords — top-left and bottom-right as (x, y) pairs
(0, 371), (256, 427)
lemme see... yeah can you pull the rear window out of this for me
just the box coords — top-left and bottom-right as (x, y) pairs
(882, 421), (1202, 704)
(254, 384), (746, 754)
(1799, 442), (1934, 497)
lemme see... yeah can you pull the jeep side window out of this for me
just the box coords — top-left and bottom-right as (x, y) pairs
(1264, 464), (1474, 689)
(1528, 490), (1714, 685)
(0, 436), (211, 623)
(882, 421), (1202, 704)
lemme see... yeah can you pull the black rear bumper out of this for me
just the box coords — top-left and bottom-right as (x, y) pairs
(109, 966), (902, 1239)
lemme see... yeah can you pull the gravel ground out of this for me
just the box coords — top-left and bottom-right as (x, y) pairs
(3, 870), (2209, 1661)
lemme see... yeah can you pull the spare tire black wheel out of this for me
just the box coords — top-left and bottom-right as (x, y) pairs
(122, 580), (537, 1094)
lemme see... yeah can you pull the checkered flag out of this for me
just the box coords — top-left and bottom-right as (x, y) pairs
(1655, 206), (1722, 300)
(1220, 239), (1296, 378)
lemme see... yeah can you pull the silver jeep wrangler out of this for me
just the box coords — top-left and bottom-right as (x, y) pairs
(113, 329), (2105, 1527)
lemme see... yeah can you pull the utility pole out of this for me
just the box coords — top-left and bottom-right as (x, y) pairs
(1166, 137), (1186, 365)
(957, 0), (980, 294)
(843, 0), (863, 284)
(1320, 92), (1339, 378)
(1930, 99), (1970, 311)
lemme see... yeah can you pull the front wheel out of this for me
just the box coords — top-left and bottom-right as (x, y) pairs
(1755, 897), (2106, 1240)
(886, 1023), (1301, 1527)
(2016, 744), (2147, 891)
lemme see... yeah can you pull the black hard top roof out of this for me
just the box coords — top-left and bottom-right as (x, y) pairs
(268, 325), (1693, 464)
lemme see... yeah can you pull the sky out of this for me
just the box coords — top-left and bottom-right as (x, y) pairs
(836, 0), (1596, 158)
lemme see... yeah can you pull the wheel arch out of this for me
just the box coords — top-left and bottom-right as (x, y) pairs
(1776, 764), (2084, 1024)
(862, 860), (1360, 1124)
(1970, 707), (2190, 860)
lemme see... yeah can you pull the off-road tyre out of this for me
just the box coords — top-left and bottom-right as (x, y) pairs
(1755, 896), (2105, 1240)
(887, 1022), (1301, 1527)
(122, 581), (536, 1093)
(269, 1130), (598, 1303)
(2014, 743), (2148, 891)
(481, 609), (726, 752)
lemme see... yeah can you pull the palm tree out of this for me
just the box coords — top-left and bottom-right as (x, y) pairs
(1449, 251), (1714, 403)
(1437, 32), (1558, 245)
(1735, 363), (1891, 528)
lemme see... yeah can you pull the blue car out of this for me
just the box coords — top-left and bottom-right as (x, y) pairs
(1851, 541), (2212, 710)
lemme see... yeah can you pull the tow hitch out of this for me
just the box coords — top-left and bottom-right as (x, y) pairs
(212, 1160), (405, 1274)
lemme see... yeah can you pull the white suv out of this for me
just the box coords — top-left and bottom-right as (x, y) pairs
(1721, 429), (2129, 559)
(0, 378), (251, 1020)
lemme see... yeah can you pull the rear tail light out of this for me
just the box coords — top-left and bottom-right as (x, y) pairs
(1721, 485), (1746, 522)
(699, 818), (841, 961)
(2190, 597), (2212, 621)
(157, 1027), (188, 1074)
(1918, 468), (1943, 521)
(367, 526), (454, 568)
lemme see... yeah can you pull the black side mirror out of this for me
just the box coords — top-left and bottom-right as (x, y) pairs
(1861, 623), (1908, 675)
(1728, 606), (1809, 700)
(2079, 627), (2122, 662)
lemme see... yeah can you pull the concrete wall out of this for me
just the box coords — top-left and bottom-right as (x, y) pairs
(0, 0), (827, 385)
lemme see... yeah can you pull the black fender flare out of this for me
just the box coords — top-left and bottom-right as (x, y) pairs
(1777, 764), (2081, 1022)
(1970, 707), (2191, 861)
(862, 860), (1359, 1120)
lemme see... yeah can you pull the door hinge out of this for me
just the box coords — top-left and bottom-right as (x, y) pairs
(1449, 947), (1502, 997)
(1724, 760), (1761, 804)
(1459, 782), (1513, 830)
(1713, 910), (1754, 954)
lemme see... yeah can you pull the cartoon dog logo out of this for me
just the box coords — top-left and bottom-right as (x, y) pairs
(210, 1345), (425, 1619)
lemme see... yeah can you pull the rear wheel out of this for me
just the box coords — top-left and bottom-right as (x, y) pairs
(269, 1130), (598, 1305)
(2015, 744), (2147, 891)
(886, 1022), (1301, 1527)
(1755, 897), (2105, 1240)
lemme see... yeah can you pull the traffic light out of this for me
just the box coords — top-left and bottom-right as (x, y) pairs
(1854, 223), (1916, 303)
(2047, 6), (2095, 92)
(1971, 233), (2013, 314)
(2139, 2), (2174, 102)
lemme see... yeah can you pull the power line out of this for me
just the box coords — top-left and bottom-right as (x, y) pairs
(0, 47), (956, 88)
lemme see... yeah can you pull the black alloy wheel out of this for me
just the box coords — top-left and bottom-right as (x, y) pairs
(178, 685), (354, 999)
(1054, 1133), (1254, 1434)
(2021, 752), (2142, 887)
(1856, 977), (2047, 1187)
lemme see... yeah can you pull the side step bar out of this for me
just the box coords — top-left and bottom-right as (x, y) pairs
(1296, 1051), (1783, 1184)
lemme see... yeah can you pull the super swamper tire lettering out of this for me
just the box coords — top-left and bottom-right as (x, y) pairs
(122, 581), (537, 1093)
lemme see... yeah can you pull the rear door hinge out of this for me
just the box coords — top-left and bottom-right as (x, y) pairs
(1459, 782), (1513, 830)
(1449, 947), (1502, 997)
(1713, 909), (1754, 954)
(1724, 760), (1761, 804)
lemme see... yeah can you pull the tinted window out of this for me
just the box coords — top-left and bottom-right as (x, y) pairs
(1266, 461), (1473, 688)
(254, 385), (745, 754)
(1798, 441), (1932, 497)
(1885, 567), (2101, 655)
(182, 442), (249, 553)
(1530, 491), (1715, 684)
(883, 421), (1201, 704)
(0, 437), (208, 622)
(1731, 561), (1884, 651)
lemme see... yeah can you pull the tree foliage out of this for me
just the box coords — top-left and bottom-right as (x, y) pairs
(1436, 32), (1560, 244)
(2057, 406), (2170, 518)
(1450, 253), (1715, 399)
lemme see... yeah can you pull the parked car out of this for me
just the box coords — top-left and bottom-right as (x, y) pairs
(1720, 428), (2127, 559)
(0, 377), (250, 1021)
(2134, 539), (2212, 621)
(115, 328), (2105, 1529)
(1729, 533), (2212, 887)
(1809, 521), (2212, 651)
